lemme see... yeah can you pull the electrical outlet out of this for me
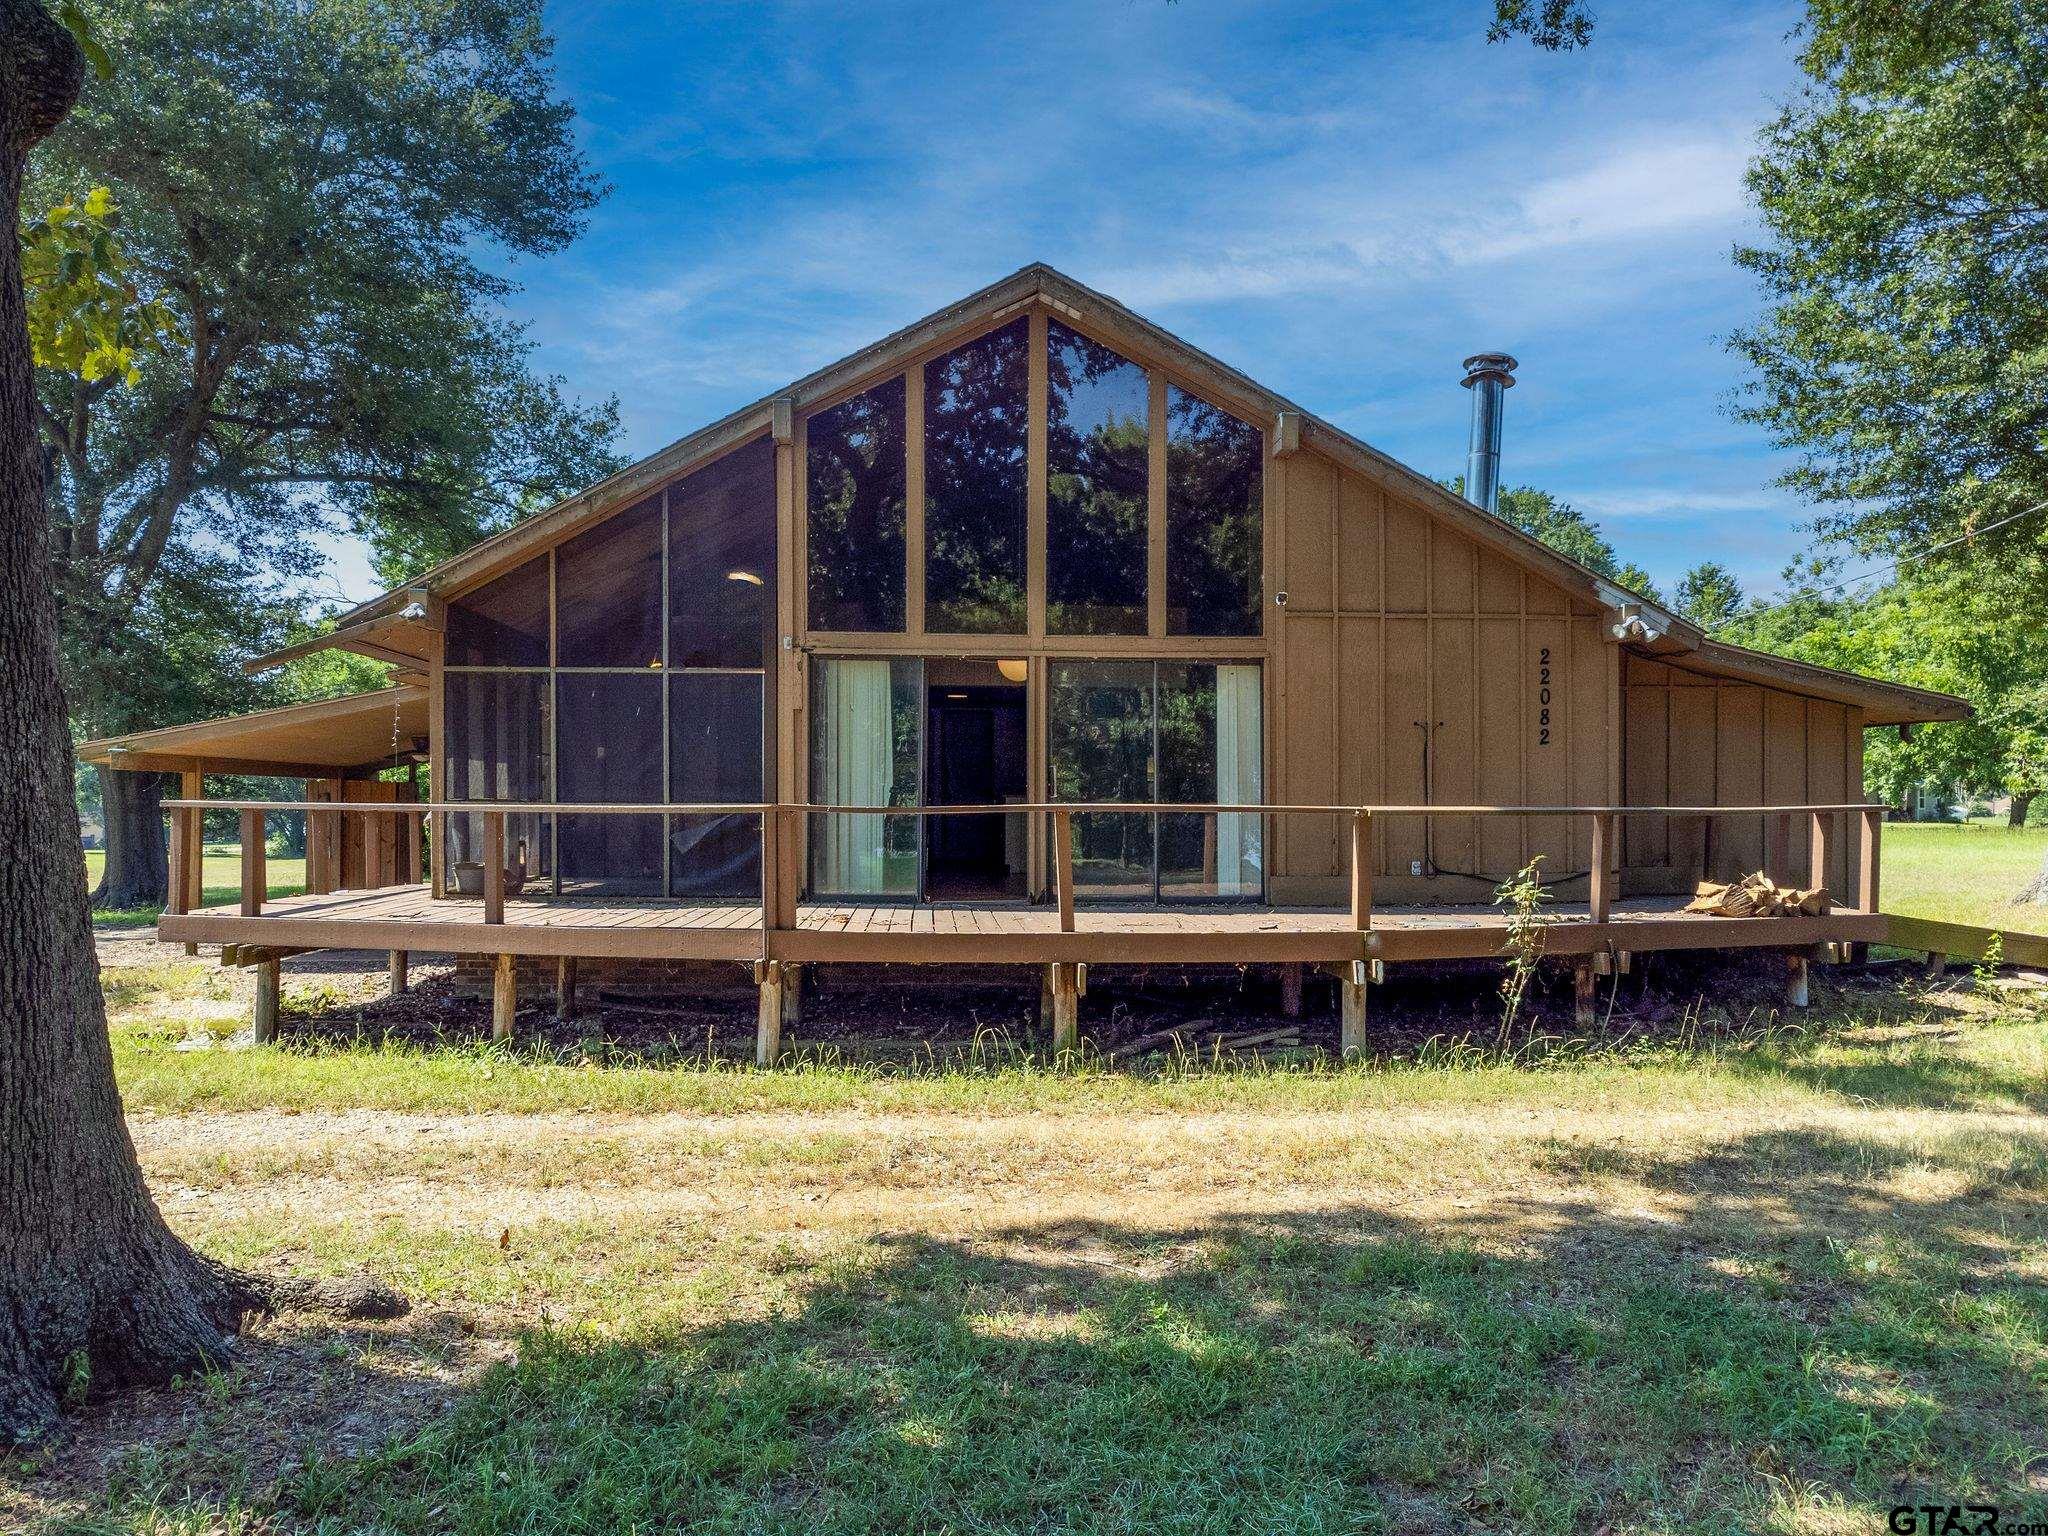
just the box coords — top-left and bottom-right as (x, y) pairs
(1409, 860), (1423, 876)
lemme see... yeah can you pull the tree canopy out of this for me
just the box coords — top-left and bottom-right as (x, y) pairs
(1731, 1), (2048, 595)
(1461, 481), (1662, 601)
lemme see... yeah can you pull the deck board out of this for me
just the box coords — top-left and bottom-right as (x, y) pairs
(161, 884), (1889, 967)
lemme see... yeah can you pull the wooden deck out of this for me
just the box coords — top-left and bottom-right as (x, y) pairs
(158, 885), (1887, 967)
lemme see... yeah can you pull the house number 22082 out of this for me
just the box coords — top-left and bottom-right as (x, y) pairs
(1537, 647), (1553, 746)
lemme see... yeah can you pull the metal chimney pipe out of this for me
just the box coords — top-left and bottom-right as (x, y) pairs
(1460, 352), (1517, 516)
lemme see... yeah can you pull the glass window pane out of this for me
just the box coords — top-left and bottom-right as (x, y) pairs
(925, 318), (1027, 634)
(806, 378), (907, 632)
(1166, 387), (1263, 636)
(1049, 661), (1154, 897)
(441, 671), (552, 896)
(557, 673), (661, 804)
(557, 495), (663, 668)
(670, 438), (776, 668)
(1159, 663), (1263, 898)
(669, 672), (763, 899)
(1047, 323), (1149, 636)
(556, 673), (663, 896)
(809, 657), (919, 896)
(446, 557), (548, 666)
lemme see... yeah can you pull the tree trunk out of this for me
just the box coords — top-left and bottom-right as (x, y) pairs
(89, 766), (169, 910)
(2019, 852), (2048, 907)
(2010, 792), (2034, 829)
(0, 2), (405, 1445)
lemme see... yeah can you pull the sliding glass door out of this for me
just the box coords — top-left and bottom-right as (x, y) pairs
(809, 657), (921, 896)
(1050, 660), (1263, 902)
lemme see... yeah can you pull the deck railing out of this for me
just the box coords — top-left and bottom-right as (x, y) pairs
(161, 798), (1887, 941)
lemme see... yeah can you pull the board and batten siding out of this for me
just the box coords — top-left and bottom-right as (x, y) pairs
(1269, 449), (1617, 905)
(1621, 655), (1862, 899)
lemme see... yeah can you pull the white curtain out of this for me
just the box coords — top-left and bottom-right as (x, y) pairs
(1214, 664), (1263, 896)
(813, 659), (894, 892)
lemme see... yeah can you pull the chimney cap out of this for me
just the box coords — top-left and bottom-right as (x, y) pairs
(1461, 353), (1518, 388)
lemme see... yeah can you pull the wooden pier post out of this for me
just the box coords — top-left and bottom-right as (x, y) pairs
(555, 955), (577, 1020)
(492, 953), (517, 1042)
(388, 950), (408, 996)
(755, 960), (785, 1067)
(1047, 963), (1079, 1055)
(239, 808), (267, 917)
(253, 958), (280, 1044)
(1339, 960), (1368, 1059)
(1573, 961), (1597, 1027)
(1785, 952), (1811, 1009)
(1279, 963), (1304, 1018)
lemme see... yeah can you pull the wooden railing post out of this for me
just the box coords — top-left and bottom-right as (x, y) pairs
(1809, 809), (1832, 904)
(239, 809), (266, 916)
(777, 807), (801, 932)
(1589, 811), (1613, 923)
(1349, 810), (1372, 931)
(761, 804), (782, 940)
(407, 809), (424, 885)
(1053, 809), (1076, 933)
(166, 807), (189, 916)
(1858, 807), (1882, 913)
(483, 810), (506, 925)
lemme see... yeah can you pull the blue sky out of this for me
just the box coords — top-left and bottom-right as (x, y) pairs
(317, 0), (1817, 609)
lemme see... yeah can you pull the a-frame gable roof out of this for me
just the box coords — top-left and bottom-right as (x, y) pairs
(277, 263), (1966, 725)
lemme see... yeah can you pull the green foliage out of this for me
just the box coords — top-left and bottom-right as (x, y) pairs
(19, 185), (177, 385)
(1731, 1), (2048, 598)
(1493, 856), (1550, 1036)
(1674, 561), (1745, 629)
(32, 0), (624, 742)
(1489, 0), (1595, 50)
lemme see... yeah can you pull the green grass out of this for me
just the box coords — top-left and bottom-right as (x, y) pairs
(1881, 821), (2048, 933)
(84, 844), (306, 930)
(16, 952), (2047, 1532)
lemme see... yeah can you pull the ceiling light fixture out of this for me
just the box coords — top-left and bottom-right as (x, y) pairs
(996, 658), (1028, 683)
(725, 569), (764, 586)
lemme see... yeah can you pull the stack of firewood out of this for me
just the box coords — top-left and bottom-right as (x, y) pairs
(1684, 872), (1828, 918)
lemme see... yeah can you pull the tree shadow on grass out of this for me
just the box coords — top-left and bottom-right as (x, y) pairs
(142, 1126), (2039, 1536)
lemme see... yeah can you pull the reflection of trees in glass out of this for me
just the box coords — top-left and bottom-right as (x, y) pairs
(1166, 387), (1262, 636)
(925, 319), (1027, 633)
(1048, 322), (1149, 635)
(807, 379), (907, 632)
(1049, 661), (1154, 891)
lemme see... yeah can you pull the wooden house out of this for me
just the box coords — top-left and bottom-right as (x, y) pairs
(81, 265), (1970, 1056)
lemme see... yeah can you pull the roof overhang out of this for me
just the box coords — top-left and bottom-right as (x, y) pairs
(1643, 640), (1972, 727)
(77, 686), (430, 777)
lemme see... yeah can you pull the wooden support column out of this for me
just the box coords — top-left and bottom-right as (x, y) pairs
(1785, 952), (1811, 1009)
(1573, 961), (1597, 1027)
(239, 809), (267, 917)
(166, 803), (190, 917)
(755, 960), (785, 1067)
(784, 964), (804, 1025)
(483, 811), (506, 925)
(1809, 810), (1833, 907)
(491, 952), (517, 1042)
(1857, 808), (1882, 912)
(178, 766), (203, 952)
(1350, 811), (1372, 931)
(388, 950), (408, 996)
(1053, 809), (1075, 932)
(253, 958), (280, 1044)
(1922, 949), (1948, 979)
(1279, 963), (1304, 1018)
(407, 810), (425, 885)
(1339, 960), (1369, 1059)
(555, 956), (577, 1020)
(1047, 962), (1079, 1055)
(1588, 812), (1613, 924)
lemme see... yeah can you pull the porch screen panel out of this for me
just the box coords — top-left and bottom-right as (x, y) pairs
(806, 378), (907, 633)
(556, 672), (663, 896)
(446, 557), (548, 666)
(442, 670), (551, 892)
(809, 658), (919, 896)
(669, 672), (763, 899)
(1049, 661), (1154, 897)
(1157, 663), (1263, 899)
(1046, 322), (1148, 636)
(924, 318), (1028, 633)
(670, 438), (775, 669)
(1165, 386), (1263, 636)
(557, 495), (663, 668)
